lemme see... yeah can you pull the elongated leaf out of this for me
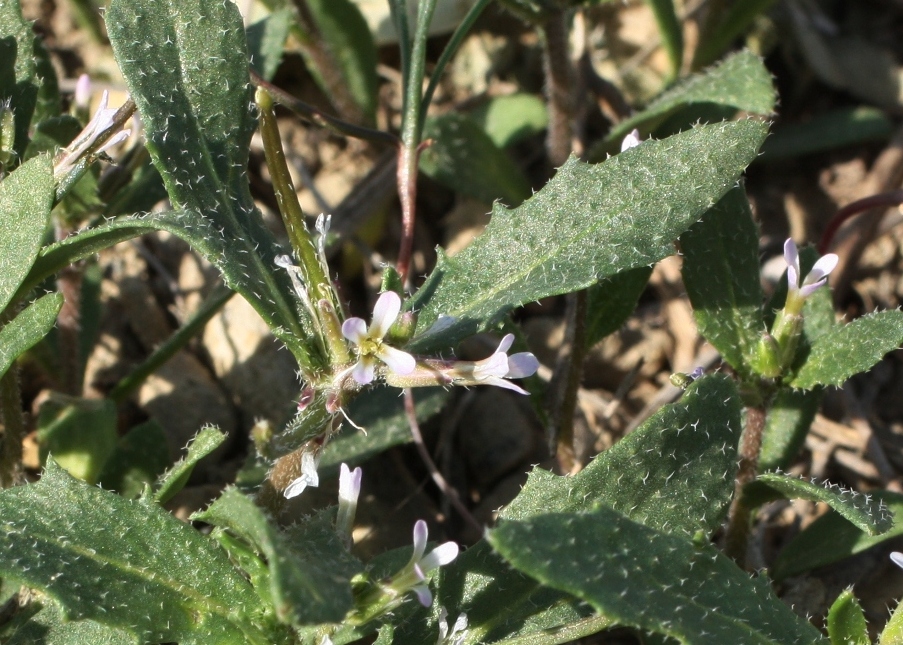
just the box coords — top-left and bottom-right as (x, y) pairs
(106, 0), (312, 365)
(644, 0), (682, 79)
(589, 51), (775, 161)
(745, 472), (893, 535)
(421, 113), (532, 206)
(154, 425), (226, 504)
(0, 461), (270, 644)
(396, 375), (743, 645)
(192, 488), (360, 626)
(0, 154), (53, 313)
(759, 386), (823, 472)
(880, 596), (903, 645)
(791, 310), (903, 389)
(409, 120), (768, 352)
(681, 187), (764, 375)
(247, 8), (291, 81)
(487, 508), (827, 645)
(759, 107), (893, 161)
(37, 394), (117, 485)
(585, 266), (652, 347)
(827, 589), (869, 645)
(7, 601), (137, 645)
(773, 491), (903, 580)
(0, 0), (39, 157)
(692, 0), (778, 70)
(0, 292), (63, 382)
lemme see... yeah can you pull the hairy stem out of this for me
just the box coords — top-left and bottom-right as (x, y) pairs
(548, 290), (588, 472)
(724, 404), (766, 566)
(0, 362), (26, 488)
(541, 8), (576, 167)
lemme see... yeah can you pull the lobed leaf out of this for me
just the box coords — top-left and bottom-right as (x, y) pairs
(791, 310), (903, 389)
(409, 120), (768, 352)
(0, 461), (269, 644)
(192, 488), (360, 626)
(773, 491), (903, 580)
(745, 472), (894, 536)
(488, 508), (827, 645)
(0, 154), (54, 313)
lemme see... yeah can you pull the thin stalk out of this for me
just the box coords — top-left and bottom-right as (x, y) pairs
(541, 8), (576, 167)
(251, 71), (398, 146)
(724, 404), (767, 567)
(818, 189), (903, 254)
(389, 0), (413, 105)
(0, 354), (25, 488)
(54, 260), (83, 395)
(548, 290), (588, 472)
(404, 389), (482, 534)
(395, 0), (439, 286)
(419, 0), (493, 124)
(109, 285), (235, 404)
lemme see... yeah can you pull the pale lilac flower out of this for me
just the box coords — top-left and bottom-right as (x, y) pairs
(437, 607), (469, 645)
(452, 334), (539, 395)
(784, 239), (838, 299)
(620, 128), (642, 152)
(55, 90), (131, 179)
(284, 450), (320, 499)
(393, 520), (459, 607)
(336, 463), (362, 549)
(892, 552), (903, 569)
(342, 291), (416, 384)
(74, 74), (92, 112)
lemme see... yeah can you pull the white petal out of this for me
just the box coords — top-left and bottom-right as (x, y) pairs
(96, 129), (131, 154)
(892, 552), (903, 569)
(473, 352), (509, 379)
(506, 352), (539, 378)
(352, 357), (376, 385)
(338, 463), (362, 504)
(412, 519), (429, 561)
(420, 541), (459, 571)
(342, 317), (369, 344)
(783, 238), (800, 291)
(284, 476), (311, 499)
(620, 128), (641, 151)
(369, 291), (402, 339)
(377, 345), (416, 375)
(484, 377), (530, 395)
(804, 253), (839, 285)
(496, 333), (515, 354)
(413, 583), (433, 607)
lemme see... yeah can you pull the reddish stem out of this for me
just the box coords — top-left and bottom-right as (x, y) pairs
(395, 141), (431, 287)
(818, 189), (903, 254)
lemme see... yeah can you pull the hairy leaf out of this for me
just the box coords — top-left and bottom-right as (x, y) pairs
(6, 601), (137, 645)
(97, 420), (171, 499)
(791, 310), (903, 389)
(247, 8), (291, 81)
(0, 0), (39, 157)
(487, 509), (827, 645)
(0, 154), (53, 313)
(0, 292), (63, 382)
(585, 266), (652, 348)
(154, 425), (226, 504)
(773, 491), (903, 580)
(759, 386), (824, 472)
(0, 461), (269, 644)
(759, 107), (893, 161)
(681, 187), (764, 375)
(745, 472), (894, 535)
(827, 589), (869, 645)
(410, 120), (768, 352)
(192, 488), (360, 626)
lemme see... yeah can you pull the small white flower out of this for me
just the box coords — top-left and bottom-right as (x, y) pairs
(459, 334), (539, 395)
(784, 238), (839, 299)
(437, 607), (469, 645)
(284, 450), (320, 499)
(55, 90), (131, 179)
(342, 291), (416, 385)
(620, 128), (642, 152)
(336, 463), (362, 549)
(405, 520), (459, 607)
(892, 552), (903, 569)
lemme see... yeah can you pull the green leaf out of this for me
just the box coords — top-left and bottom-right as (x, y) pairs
(247, 8), (291, 81)
(759, 107), (893, 161)
(154, 425), (227, 504)
(410, 120), (768, 352)
(106, 0), (313, 366)
(192, 488), (360, 626)
(880, 594), (903, 645)
(744, 472), (894, 536)
(487, 508), (827, 645)
(0, 460), (270, 644)
(773, 491), (903, 581)
(97, 420), (172, 499)
(0, 154), (53, 313)
(0, 0), (39, 158)
(827, 589), (869, 645)
(589, 51), (775, 161)
(680, 186), (764, 375)
(320, 386), (449, 472)
(791, 310), (903, 389)
(0, 292), (63, 382)
(37, 394), (118, 485)
(395, 375), (743, 645)
(692, 0), (778, 70)
(585, 266), (652, 348)
(420, 113), (532, 206)
(759, 386), (824, 472)
(469, 94), (549, 148)
(7, 601), (137, 645)
(644, 0), (682, 79)
(303, 0), (379, 124)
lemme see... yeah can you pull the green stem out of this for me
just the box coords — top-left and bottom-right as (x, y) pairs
(724, 404), (767, 567)
(0, 361), (25, 488)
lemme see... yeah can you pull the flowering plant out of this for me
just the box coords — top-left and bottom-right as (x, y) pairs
(0, 1), (901, 644)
